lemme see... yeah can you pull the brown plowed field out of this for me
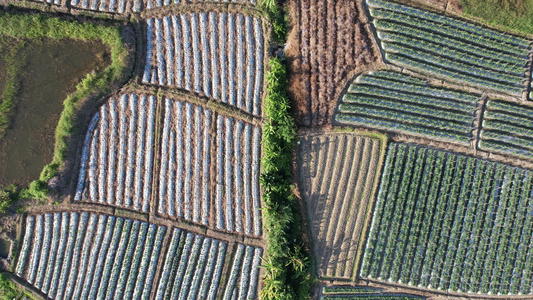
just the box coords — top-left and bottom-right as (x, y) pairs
(286, 0), (380, 127)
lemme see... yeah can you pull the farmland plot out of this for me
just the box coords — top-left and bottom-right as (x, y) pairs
(320, 286), (424, 300)
(361, 142), (533, 295)
(367, 0), (531, 96)
(158, 97), (262, 236)
(28, 0), (62, 6)
(156, 228), (262, 300)
(143, 12), (264, 116)
(70, 0), (141, 13)
(144, 0), (257, 10)
(480, 99), (533, 159)
(335, 71), (479, 144)
(74, 93), (156, 213)
(15, 212), (166, 299)
(298, 133), (382, 280)
(286, 0), (378, 126)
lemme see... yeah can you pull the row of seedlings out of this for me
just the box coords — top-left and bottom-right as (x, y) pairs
(361, 142), (533, 295)
(335, 71), (479, 144)
(143, 12), (264, 116)
(70, 0), (142, 13)
(320, 285), (424, 300)
(15, 212), (166, 299)
(480, 99), (533, 159)
(145, 0), (258, 10)
(158, 97), (262, 237)
(75, 93), (156, 213)
(366, 0), (532, 95)
(155, 228), (262, 300)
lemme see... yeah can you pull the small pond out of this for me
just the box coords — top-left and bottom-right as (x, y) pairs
(0, 36), (110, 188)
(0, 238), (10, 258)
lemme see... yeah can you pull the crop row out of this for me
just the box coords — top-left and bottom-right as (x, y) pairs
(157, 97), (262, 236)
(70, 0), (136, 13)
(367, 0), (529, 47)
(361, 142), (533, 295)
(222, 244), (263, 300)
(367, 0), (530, 95)
(155, 228), (227, 300)
(143, 12), (264, 116)
(336, 71), (478, 144)
(15, 212), (166, 299)
(154, 228), (262, 300)
(480, 100), (533, 160)
(145, 0), (257, 10)
(75, 94), (156, 212)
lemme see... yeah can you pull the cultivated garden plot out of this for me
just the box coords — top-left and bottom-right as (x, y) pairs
(155, 228), (228, 300)
(286, 0), (378, 126)
(155, 228), (263, 300)
(15, 212), (166, 300)
(319, 285), (424, 300)
(361, 142), (533, 295)
(143, 12), (265, 116)
(367, 0), (532, 96)
(74, 93), (156, 213)
(69, 0), (140, 13)
(335, 70), (480, 145)
(298, 133), (382, 280)
(480, 99), (533, 159)
(144, 0), (258, 10)
(158, 97), (262, 237)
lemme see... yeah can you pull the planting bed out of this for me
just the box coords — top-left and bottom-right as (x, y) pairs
(286, 0), (379, 126)
(143, 12), (265, 116)
(144, 0), (257, 10)
(361, 142), (533, 295)
(298, 133), (383, 280)
(155, 228), (228, 300)
(74, 93), (156, 213)
(480, 99), (533, 159)
(157, 97), (262, 236)
(367, 0), (532, 96)
(69, 0), (139, 13)
(319, 285), (425, 300)
(335, 70), (480, 144)
(15, 212), (166, 299)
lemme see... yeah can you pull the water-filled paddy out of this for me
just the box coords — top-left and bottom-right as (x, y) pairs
(0, 36), (110, 187)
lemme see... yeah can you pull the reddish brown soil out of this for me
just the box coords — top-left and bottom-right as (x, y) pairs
(286, 0), (379, 127)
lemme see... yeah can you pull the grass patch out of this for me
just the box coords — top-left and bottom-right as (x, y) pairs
(260, 58), (312, 300)
(0, 37), (26, 141)
(0, 12), (127, 199)
(460, 0), (533, 36)
(0, 273), (35, 300)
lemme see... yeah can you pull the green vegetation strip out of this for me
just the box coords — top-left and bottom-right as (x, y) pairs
(260, 57), (311, 300)
(0, 273), (35, 300)
(0, 13), (127, 199)
(0, 37), (26, 141)
(361, 142), (533, 295)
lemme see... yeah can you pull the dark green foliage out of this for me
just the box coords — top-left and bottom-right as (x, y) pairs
(259, 0), (287, 43)
(260, 58), (311, 300)
(0, 273), (34, 300)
